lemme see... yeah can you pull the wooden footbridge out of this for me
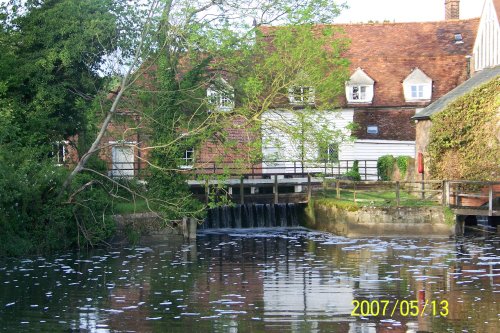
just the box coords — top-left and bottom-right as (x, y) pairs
(188, 176), (500, 217)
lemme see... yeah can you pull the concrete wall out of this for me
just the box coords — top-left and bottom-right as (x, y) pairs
(306, 201), (453, 237)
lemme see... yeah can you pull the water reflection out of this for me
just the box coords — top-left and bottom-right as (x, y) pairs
(0, 230), (498, 332)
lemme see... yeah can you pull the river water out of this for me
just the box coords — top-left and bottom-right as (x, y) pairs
(0, 228), (498, 332)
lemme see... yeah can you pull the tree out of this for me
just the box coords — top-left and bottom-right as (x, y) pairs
(0, 0), (143, 254)
(61, 0), (351, 218)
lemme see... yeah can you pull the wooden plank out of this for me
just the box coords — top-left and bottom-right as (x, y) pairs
(452, 209), (500, 216)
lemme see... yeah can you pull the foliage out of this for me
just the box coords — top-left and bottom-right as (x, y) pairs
(0, 148), (115, 256)
(443, 206), (455, 226)
(428, 78), (500, 180)
(343, 160), (361, 181)
(377, 155), (411, 181)
(0, 0), (133, 255)
(377, 155), (396, 181)
(396, 156), (409, 176)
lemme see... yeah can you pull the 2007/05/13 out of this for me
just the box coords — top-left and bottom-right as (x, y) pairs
(351, 300), (449, 317)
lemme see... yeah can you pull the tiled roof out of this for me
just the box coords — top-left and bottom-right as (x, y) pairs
(412, 65), (500, 120)
(261, 19), (480, 107)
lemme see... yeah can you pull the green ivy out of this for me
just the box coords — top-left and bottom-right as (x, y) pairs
(428, 78), (500, 180)
(396, 156), (409, 176)
(377, 155), (395, 181)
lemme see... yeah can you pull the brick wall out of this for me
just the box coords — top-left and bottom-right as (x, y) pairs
(353, 109), (417, 141)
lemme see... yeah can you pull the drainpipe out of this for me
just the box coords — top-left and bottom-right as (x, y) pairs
(465, 55), (471, 79)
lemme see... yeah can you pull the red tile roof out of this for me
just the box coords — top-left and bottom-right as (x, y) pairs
(261, 19), (480, 107)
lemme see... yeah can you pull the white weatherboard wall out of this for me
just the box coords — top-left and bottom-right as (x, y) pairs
(261, 109), (415, 179)
(473, 0), (500, 71)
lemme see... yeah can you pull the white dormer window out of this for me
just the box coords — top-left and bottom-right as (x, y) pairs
(207, 79), (234, 112)
(403, 68), (432, 102)
(346, 68), (375, 103)
(288, 86), (315, 105)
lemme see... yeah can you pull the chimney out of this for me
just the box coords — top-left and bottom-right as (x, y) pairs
(445, 0), (460, 20)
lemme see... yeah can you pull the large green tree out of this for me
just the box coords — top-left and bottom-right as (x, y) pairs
(0, 0), (141, 255)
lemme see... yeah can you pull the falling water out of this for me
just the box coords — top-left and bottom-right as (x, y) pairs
(202, 203), (301, 229)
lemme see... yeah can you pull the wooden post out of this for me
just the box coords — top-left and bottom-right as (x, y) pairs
(307, 173), (312, 202)
(457, 183), (461, 207)
(421, 174), (425, 200)
(489, 184), (493, 216)
(396, 181), (400, 207)
(441, 180), (446, 206)
(322, 177), (327, 196)
(240, 176), (244, 205)
(336, 180), (340, 199)
(445, 181), (450, 206)
(274, 174), (278, 204)
(205, 179), (209, 205)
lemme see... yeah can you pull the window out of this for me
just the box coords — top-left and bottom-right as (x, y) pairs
(351, 85), (367, 101)
(289, 86), (315, 105)
(454, 33), (463, 44)
(207, 80), (234, 112)
(345, 68), (375, 103)
(319, 143), (339, 163)
(411, 85), (424, 98)
(50, 141), (68, 165)
(367, 125), (379, 135)
(180, 148), (194, 169)
(402, 68), (432, 102)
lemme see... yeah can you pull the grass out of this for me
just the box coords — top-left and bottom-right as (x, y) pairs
(112, 198), (153, 214)
(319, 189), (438, 207)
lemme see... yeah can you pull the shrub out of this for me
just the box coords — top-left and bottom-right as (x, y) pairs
(377, 155), (395, 181)
(343, 160), (361, 181)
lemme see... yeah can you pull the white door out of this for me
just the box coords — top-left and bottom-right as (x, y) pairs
(112, 145), (135, 178)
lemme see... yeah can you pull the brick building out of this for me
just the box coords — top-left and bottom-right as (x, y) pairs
(101, 0), (487, 180)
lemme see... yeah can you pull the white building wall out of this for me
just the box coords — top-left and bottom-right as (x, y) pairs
(261, 109), (415, 179)
(473, 0), (500, 72)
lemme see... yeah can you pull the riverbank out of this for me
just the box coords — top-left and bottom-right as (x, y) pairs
(305, 198), (453, 237)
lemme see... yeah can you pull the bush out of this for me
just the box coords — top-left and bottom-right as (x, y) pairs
(377, 155), (395, 181)
(0, 147), (115, 256)
(343, 160), (361, 181)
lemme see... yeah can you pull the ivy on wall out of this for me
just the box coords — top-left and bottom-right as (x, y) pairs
(377, 155), (411, 181)
(427, 78), (500, 181)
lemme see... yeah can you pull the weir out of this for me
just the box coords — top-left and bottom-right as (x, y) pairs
(200, 203), (302, 229)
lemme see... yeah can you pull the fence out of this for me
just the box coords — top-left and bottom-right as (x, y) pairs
(321, 179), (499, 215)
(109, 159), (379, 180)
(321, 179), (444, 207)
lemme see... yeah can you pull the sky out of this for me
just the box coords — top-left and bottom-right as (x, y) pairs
(334, 0), (485, 23)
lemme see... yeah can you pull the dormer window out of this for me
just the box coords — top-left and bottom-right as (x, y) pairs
(207, 79), (234, 112)
(289, 86), (315, 105)
(346, 68), (375, 104)
(403, 68), (432, 102)
(454, 33), (463, 44)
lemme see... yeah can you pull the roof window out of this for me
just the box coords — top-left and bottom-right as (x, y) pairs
(454, 33), (463, 44)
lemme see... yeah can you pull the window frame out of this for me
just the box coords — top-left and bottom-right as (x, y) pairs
(180, 147), (195, 169)
(367, 125), (379, 135)
(207, 83), (234, 112)
(288, 86), (315, 105)
(318, 143), (339, 163)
